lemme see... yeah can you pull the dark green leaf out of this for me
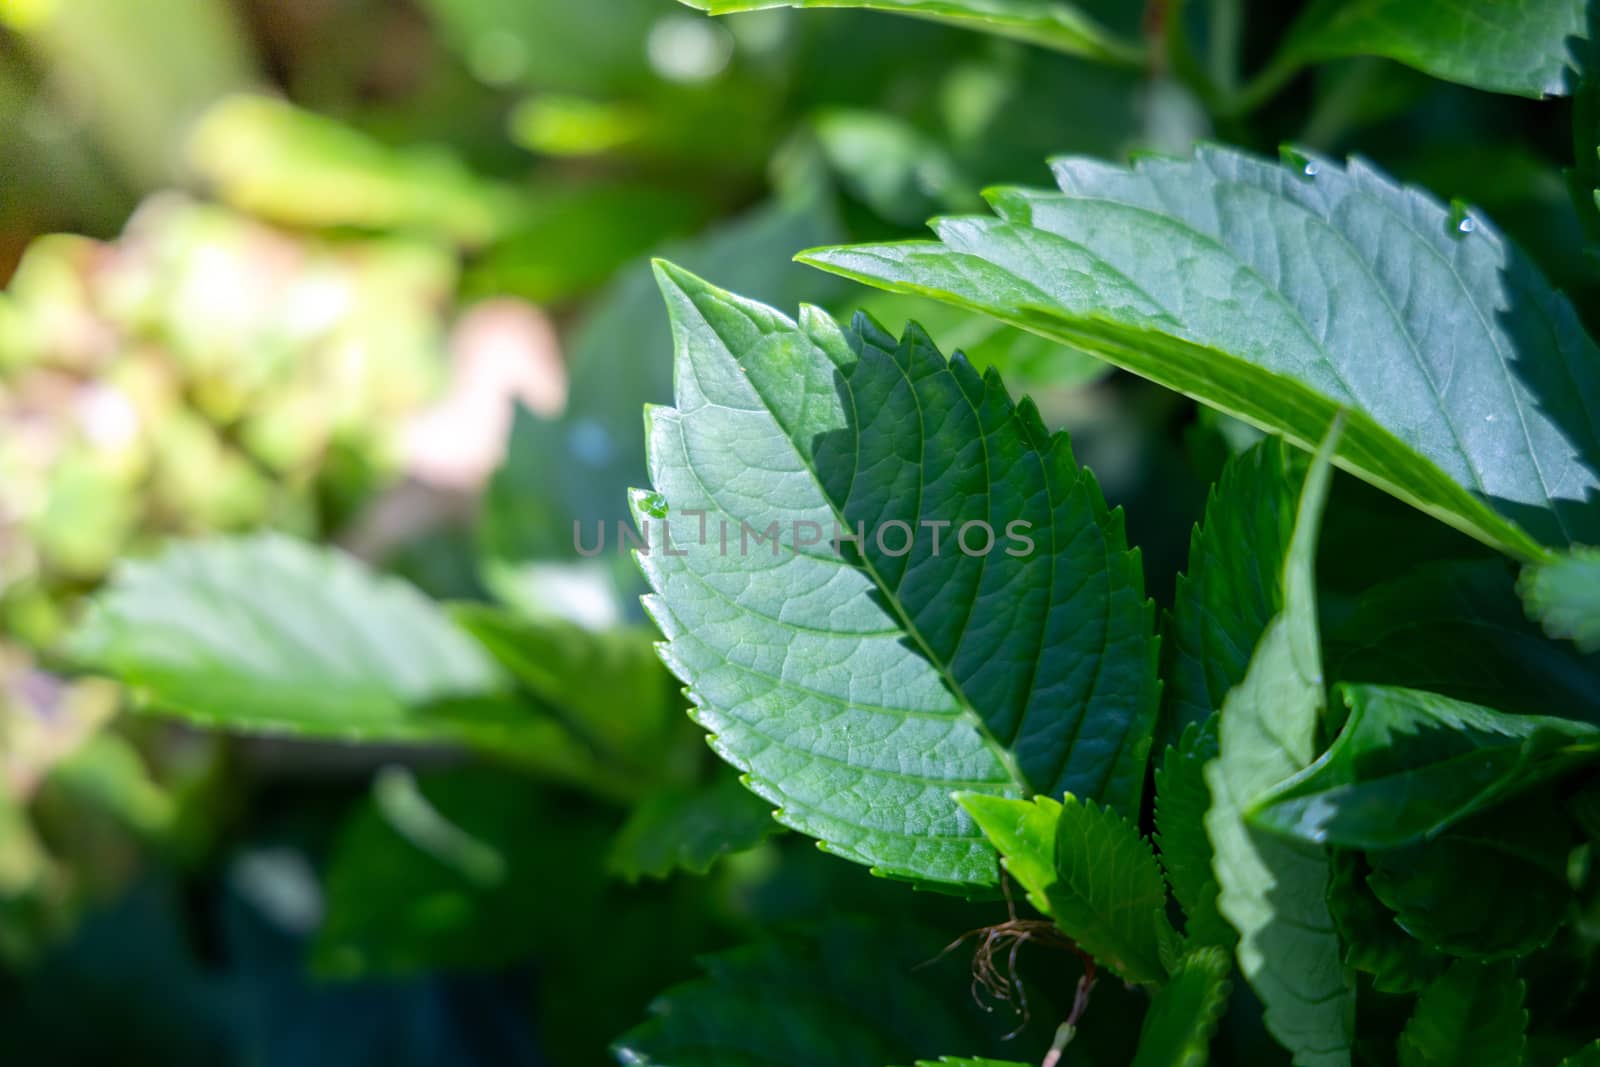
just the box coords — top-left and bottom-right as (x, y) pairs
(1367, 800), (1573, 960)
(314, 768), (602, 976)
(803, 146), (1600, 557)
(636, 265), (1159, 886)
(1204, 427), (1356, 1066)
(1130, 946), (1233, 1067)
(1166, 439), (1304, 736)
(613, 919), (1027, 1066)
(1156, 716), (1233, 950)
(1328, 850), (1447, 994)
(1251, 685), (1600, 849)
(607, 772), (782, 882)
(1396, 960), (1526, 1067)
(1279, 0), (1588, 99)
(1519, 547), (1600, 652)
(1327, 559), (1600, 725)
(677, 0), (1145, 65)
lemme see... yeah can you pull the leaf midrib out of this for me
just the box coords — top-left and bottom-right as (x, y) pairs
(684, 296), (1033, 797)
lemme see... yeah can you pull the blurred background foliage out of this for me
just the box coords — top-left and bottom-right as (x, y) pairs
(0, 0), (1592, 1063)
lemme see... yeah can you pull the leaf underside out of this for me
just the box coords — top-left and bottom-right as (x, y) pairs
(1282, 0), (1588, 99)
(637, 263), (1158, 886)
(1203, 430), (1356, 1066)
(803, 145), (1600, 559)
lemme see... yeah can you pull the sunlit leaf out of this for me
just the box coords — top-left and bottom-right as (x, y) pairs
(636, 264), (1159, 886)
(803, 146), (1600, 558)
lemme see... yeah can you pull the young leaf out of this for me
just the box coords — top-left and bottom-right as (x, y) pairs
(1250, 685), (1600, 849)
(1166, 439), (1305, 735)
(1155, 716), (1233, 951)
(70, 534), (502, 737)
(1203, 427), (1356, 1066)
(1327, 850), (1447, 995)
(1129, 946), (1233, 1067)
(1277, 0), (1588, 100)
(1562, 1041), (1600, 1067)
(607, 771), (782, 882)
(1396, 960), (1527, 1067)
(1519, 547), (1600, 652)
(959, 793), (1177, 985)
(676, 0), (1145, 66)
(954, 793), (1060, 915)
(802, 146), (1600, 558)
(636, 264), (1159, 886)
(613, 919), (1027, 1066)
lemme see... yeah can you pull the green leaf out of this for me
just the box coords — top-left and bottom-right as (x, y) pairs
(1520, 547), (1600, 652)
(607, 771), (782, 882)
(1278, 0), (1588, 100)
(1166, 439), (1305, 735)
(314, 767), (611, 977)
(613, 919), (1021, 1066)
(1396, 960), (1527, 1067)
(958, 793), (1177, 984)
(676, 0), (1145, 66)
(1155, 716), (1233, 950)
(636, 265), (1160, 886)
(70, 535), (502, 738)
(1130, 946), (1233, 1067)
(1251, 685), (1600, 849)
(449, 604), (681, 775)
(954, 793), (1060, 915)
(1327, 559), (1600, 725)
(1327, 850), (1447, 995)
(802, 146), (1600, 558)
(912, 1060), (1031, 1067)
(1203, 427), (1356, 1066)
(1367, 799), (1572, 960)
(187, 94), (519, 245)
(1561, 1040), (1600, 1067)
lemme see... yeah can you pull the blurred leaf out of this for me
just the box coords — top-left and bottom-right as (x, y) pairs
(1368, 799), (1573, 960)
(1165, 439), (1304, 737)
(1129, 946), (1233, 1067)
(464, 181), (713, 303)
(314, 767), (608, 976)
(1327, 850), (1446, 995)
(417, 0), (665, 95)
(1278, 0), (1588, 99)
(1396, 959), (1526, 1067)
(1155, 716), (1233, 951)
(70, 535), (502, 737)
(1203, 427), (1355, 1067)
(958, 793), (1177, 985)
(448, 603), (682, 776)
(1251, 685), (1600, 850)
(1520, 547), (1600, 652)
(815, 109), (976, 223)
(3, 0), (255, 188)
(678, 0), (1144, 65)
(613, 918), (1039, 1066)
(607, 771), (782, 882)
(1328, 559), (1600, 724)
(803, 146), (1600, 558)
(638, 266), (1159, 886)
(188, 95), (520, 246)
